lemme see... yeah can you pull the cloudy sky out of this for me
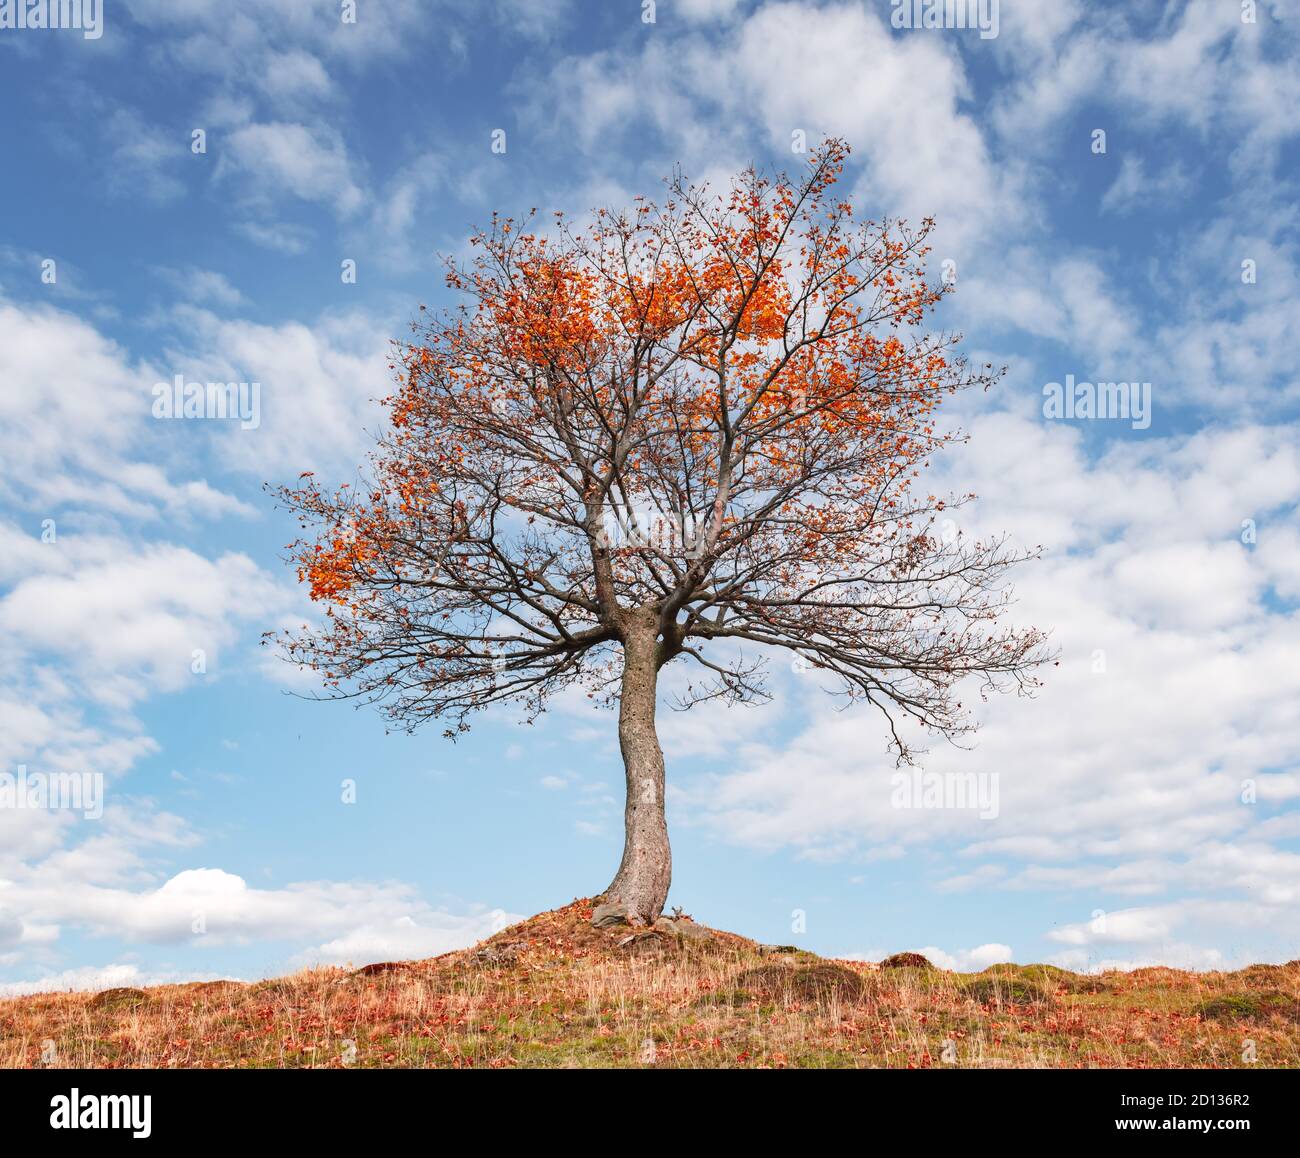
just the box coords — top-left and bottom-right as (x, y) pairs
(1, 0), (1298, 993)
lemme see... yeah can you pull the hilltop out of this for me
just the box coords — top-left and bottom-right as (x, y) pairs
(3, 900), (1298, 1068)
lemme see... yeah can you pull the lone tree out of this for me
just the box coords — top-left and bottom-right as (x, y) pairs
(275, 141), (1047, 926)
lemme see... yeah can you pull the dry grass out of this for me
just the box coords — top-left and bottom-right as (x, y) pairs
(3, 900), (1298, 1069)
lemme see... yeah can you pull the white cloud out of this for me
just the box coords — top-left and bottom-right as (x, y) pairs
(717, 2), (1013, 251)
(1049, 907), (1176, 947)
(160, 306), (395, 479)
(256, 48), (334, 106)
(355, 151), (448, 272)
(920, 942), (1014, 971)
(303, 907), (517, 967)
(532, 1), (1022, 253)
(677, 0), (746, 22)
(220, 122), (366, 217)
(122, 0), (433, 93)
(0, 858), (512, 983)
(0, 301), (250, 521)
(991, 0), (1300, 168)
(0, 535), (290, 706)
(153, 266), (247, 310)
(104, 109), (187, 205)
(1100, 155), (1194, 215)
(232, 219), (313, 255)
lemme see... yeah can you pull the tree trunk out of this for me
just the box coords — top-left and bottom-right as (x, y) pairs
(599, 619), (671, 925)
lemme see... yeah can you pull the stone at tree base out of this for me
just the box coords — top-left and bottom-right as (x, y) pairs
(592, 902), (629, 928)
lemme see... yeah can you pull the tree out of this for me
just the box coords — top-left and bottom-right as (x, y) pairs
(273, 140), (1047, 926)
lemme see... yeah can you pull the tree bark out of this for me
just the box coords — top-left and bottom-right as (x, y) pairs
(599, 618), (671, 924)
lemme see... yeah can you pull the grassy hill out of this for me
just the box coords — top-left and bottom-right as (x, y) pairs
(3, 899), (1298, 1068)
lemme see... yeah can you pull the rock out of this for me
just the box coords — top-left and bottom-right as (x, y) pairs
(592, 902), (629, 929)
(354, 961), (410, 977)
(91, 987), (147, 1008)
(616, 930), (664, 952)
(646, 913), (712, 940)
(470, 942), (522, 965)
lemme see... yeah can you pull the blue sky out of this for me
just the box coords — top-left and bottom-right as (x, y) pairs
(2, 0), (1299, 993)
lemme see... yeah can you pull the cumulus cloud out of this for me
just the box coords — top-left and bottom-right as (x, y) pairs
(0, 302), (250, 521)
(0, 820), (513, 986)
(157, 305), (396, 479)
(0, 533), (291, 707)
(531, 1), (1020, 253)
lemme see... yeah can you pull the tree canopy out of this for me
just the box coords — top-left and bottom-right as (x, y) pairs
(274, 140), (1047, 763)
